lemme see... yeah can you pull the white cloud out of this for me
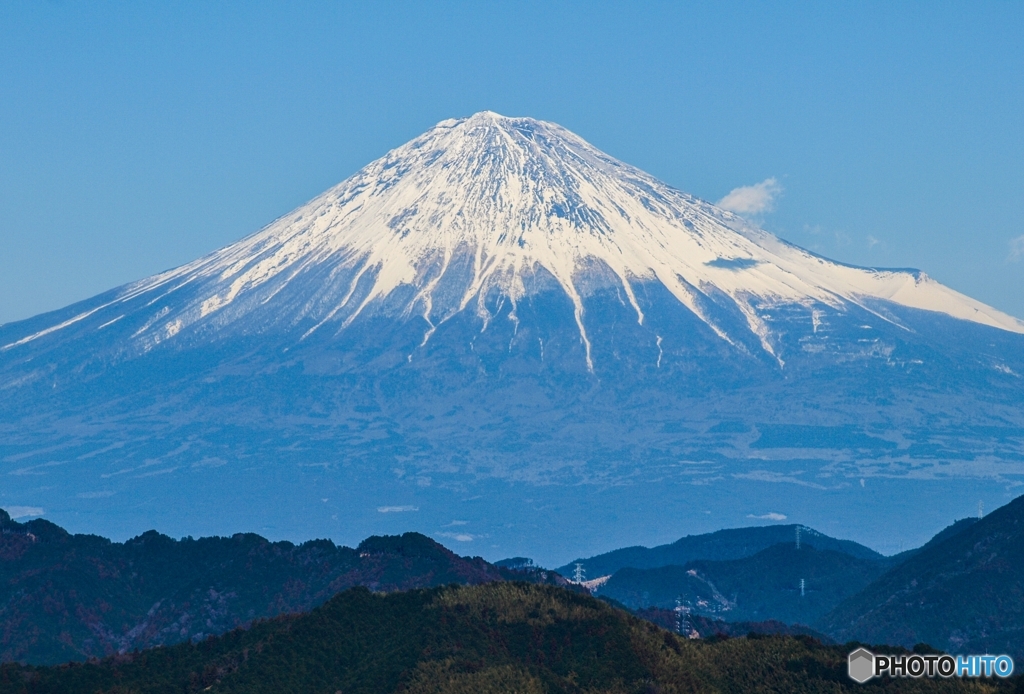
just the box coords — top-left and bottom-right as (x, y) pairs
(732, 470), (830, 489)
(437, 532), (476, 542)
(747, 512), (787, 521)
(1009, 235), (1024, 261)
(6, 506), (44, 519)
(135, 467), (178, 478)
(192, 457), (227, 469)
(76, 491), (115, 499)
(716, 178), (783, 216)
(377, 505), (418, 513)
(9, 461), (62, 476)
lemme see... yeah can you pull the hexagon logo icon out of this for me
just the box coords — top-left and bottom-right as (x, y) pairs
(848, 648), (875, 683)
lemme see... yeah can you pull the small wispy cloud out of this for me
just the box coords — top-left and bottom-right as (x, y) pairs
(76, 491), (115, 499)
(803, 223), (851, 249)
(135, 467), (178, 478)
(192, 457), (227, 469)
(867, 235), (882, 250)
(747, 512), (787, 521)
(717, 178), (783, 216)
(733, 470), (830, 489)
(9, 461), (63, 476)
(437, 531), (479, 542)
(377, 505), (418, 513)
(6, 506), (44, 519)
(1009, 235), (1024, 262)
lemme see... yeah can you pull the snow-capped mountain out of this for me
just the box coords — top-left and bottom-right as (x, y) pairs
(4, 111), (1020, 367)
(1, 112), (1022, 564)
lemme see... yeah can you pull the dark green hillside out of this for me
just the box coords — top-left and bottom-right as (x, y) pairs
(599, 544), (886, 625)
(558, 524), (884, 578)
(0, 509), (518, 665)
(632, 606), (833, 642)
(884, 517), (979, 565)
(819, 494), (1024, 660)
(0, 583), (1005, 694)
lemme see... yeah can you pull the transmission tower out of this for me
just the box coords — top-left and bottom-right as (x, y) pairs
(573, 562), (586, 583)
(795, 525), (801, 550)
(979, 500), (984, 519)
(800, 578), (805, 597)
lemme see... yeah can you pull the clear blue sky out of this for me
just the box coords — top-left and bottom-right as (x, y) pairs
(2, 1), (1022, 324)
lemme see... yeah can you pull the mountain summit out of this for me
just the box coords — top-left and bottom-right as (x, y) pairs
(1, 113), (1023, 562)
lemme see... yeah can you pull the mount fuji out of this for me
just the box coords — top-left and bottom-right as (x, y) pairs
(2, 112), (1023, 564)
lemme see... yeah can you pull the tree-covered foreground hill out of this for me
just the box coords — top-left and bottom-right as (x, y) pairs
(0, 583), (1015, 694)
(0, 509), (569, 665)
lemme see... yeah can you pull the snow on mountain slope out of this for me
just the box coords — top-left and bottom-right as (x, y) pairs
(4, 111), (1023, 369)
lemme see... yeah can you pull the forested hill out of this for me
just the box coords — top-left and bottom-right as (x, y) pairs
(557, 524), (885, 578)
(0, 583), (1007, 694)
(819, 493), (1024, 658)
(0, 509), (565, 665)
(599, 543), (887, 625)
